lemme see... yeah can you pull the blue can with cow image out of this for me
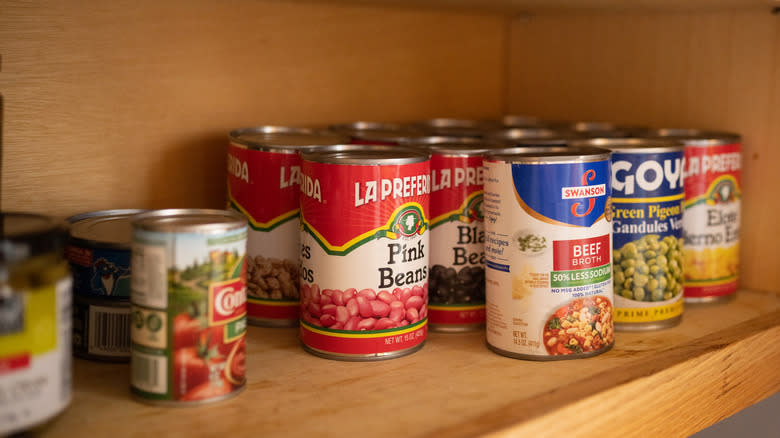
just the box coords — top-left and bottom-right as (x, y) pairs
(67, 209), (145, 361)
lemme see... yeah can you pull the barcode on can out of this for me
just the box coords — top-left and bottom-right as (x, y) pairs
(88, 305), (131, 357)
(131, 351), (167, 394)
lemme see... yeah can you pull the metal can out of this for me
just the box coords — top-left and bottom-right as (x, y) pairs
(551, 121), (646, 138)
(486, 127), (580, 147)
(130, 209), (248, 405)
(399, 135), (499, 147)
(66, 209), (144, 361)
(490, 114), (547, 128)
(423, 142), (493, 332)
(1, 212), (72, 436)
(412, 118), (486, 138)
(483, 147), (614, 360)
(228, 126), (346, 327)
(644, 129), (742, 303)
(575, 138), (686, 330)
(298, 145), (430, 360)
(329, 121), (426, 145)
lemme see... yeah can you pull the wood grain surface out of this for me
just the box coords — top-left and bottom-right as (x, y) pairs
(39, 289), (779, 437)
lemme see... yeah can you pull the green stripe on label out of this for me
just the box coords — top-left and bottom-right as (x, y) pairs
(551, 264), (612, 287)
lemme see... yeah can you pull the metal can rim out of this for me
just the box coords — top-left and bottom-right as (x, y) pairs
(229, 126), (348, 152)
(67, 209), (147, 249)
(641, 128), (741, 145)
(132, 209), (247, 234)
(484, 146), (612, 163)
(570, 137), (685, 153)
(300, 144), (430, 165)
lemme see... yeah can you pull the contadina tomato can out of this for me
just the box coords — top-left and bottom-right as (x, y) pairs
(130, 209), (248, 405)
(67, 209), (145, 362)
(644, 129), (742, 303)
(483, 147), (614, 360)
(228, 126), (346, 327)
(1, 212), (72, 436)
(298, 145), (431, 360)
(575, 138), (685, 330)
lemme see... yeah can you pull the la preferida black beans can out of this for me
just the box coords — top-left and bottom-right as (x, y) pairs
(298, 145), (431, 360)
(130, 209), (248, 405)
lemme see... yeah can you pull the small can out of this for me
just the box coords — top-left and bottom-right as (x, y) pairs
(1, 212), (72, 436)
(130, 209), (248, 405)
(483, 147), (614, 360)
(412, 118), (486, 138)
(422, 142), (493, 331)
(66, 209), (144, 361)
(298, 145), (430, 360)
(228, 126), (347, 327)
(329, 121), (426, 145)
(575, 138), (686, 330)
(644, 129), (742, 303)
(486, 127), (580, 147)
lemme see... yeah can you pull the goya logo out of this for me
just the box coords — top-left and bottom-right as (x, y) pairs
(394, 208), (423, 237)
(209, 279), (247, 325)
(612, 153), (684, 196)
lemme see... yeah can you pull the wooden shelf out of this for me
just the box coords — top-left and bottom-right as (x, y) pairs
(44, 289), (779, 437)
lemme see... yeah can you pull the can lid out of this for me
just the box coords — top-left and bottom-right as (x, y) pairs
(570, 137), (685, 153)
(494, 114), (546, 128)
(486, 127), (575, 141)
(641, 128), (741, 146)
(67, 209), (146, 247)
(485, 146), (612, 163)
(229, 126), (348, 151)
(0, 212), (66, 264)
(412, 118), (485, 137)
(132, 209), (247, 234)
(546, 121), (646, 138)
(300, 144), (430, 165)
(418, 142), (502, 155)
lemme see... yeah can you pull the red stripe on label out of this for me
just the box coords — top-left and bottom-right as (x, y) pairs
(684, 281), (737, 298)
(553, 235), (610, 271)
(0, 353), (31, 374)
(247, 301), (300, 320)
(429, 307), (485, 325)
(299, 323), (427, 355)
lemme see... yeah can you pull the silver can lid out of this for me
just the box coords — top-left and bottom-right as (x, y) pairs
(411, 118), (486, 137)
(132, 209), (247, 234)
(67, 209), (147, 247)
(300, 144), (430, 165)
(548, 121), (646, 138)
(641, 128), (741, 146)
(229, 126), (348, 152)
(485, 146), (612, 163)
(570, 138), (685, 154)
(329, 121), (427, 143)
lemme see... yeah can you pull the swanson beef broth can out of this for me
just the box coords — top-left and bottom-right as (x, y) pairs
(130, 209), (248, 405)
(576, 138), (686, 330)
(227, 126), (346, 327)
(483, 147), (614, 360)
(298, 145), (431, 360)
(67, 209), (145, 361)
(645, 129), (742, 303)
(328, 121), (426, 145)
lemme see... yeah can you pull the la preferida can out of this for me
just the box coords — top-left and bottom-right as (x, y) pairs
(130, 209), (248, 405)
(67, 209), (145, 361)
(228, 126), (346, 327)
(645, 129), (742, 303)
(575, 138), (686, 330)
(298, 145), (431, 360)
(420, 142), (493, 331)
(1, 213), (72, 436)
(483, 147), (614, 360)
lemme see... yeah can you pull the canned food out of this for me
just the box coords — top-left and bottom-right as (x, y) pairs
(399, 135), (499, 147)
(486, 128), (579, 147)
(483, 147), (614, 360)
(67, 209), (144, 361)
(298, 145), (430, 360)
(424, 142), (494, 331)
(328, 121), (426, 145)
(412, 118), (485, 138)
(552, 121), (646, 138)
(228, 126), (347, 327)
(130, 209), (248, 405)
(1, 212), (72, 436)
(575, 138), (686, 330)
(492, 114), (546, 128)
(644, 129), (742, 303)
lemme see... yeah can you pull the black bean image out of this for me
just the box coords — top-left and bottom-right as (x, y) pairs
(429, 265), (485, 305)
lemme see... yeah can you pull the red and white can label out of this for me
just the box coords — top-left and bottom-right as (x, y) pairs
(227, 144), (300, 322)
(299, 159), (430, 357)
(682, 143), (741, 298)
(428, 154), (485, 327)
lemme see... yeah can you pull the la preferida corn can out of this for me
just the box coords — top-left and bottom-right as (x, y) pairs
(576, 138), (686, 330)
(483, 147), (614, 360)
(298, 145), (431, 360)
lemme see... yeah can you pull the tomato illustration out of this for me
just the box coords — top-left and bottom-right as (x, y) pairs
(173, 347), (209, 397)
(173, 313), (202, 348)
(180, 378), (234, 401)
(224, 337), (246, 386)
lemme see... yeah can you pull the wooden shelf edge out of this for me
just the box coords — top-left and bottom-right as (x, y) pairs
(425, 307), (780, 438)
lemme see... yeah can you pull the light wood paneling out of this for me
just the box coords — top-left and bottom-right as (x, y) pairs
(0, 0), (505, 217)
(508, 10), (779, 292)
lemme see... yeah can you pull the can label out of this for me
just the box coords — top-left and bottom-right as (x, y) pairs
(428, 154), (485, 327)
(299, 159), (430, 357)
(611, 150), (685, 324)
(130, 228), (247, 402)
(682, 143), (741, 298)
(227, 144), (299, 323)
(484, 160), (614, 358)
(66, 245), (131, 297)
(0, 277), (72, 435)
(72, 298), (131, 360)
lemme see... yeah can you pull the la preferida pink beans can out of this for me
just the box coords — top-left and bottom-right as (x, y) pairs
(298, 145), (431, 360)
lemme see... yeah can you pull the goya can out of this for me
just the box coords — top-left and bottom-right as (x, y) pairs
(298, 145), (430, 360)
(576, 138), (686, 330)
(228, 126), (346, 327)
(1, 213), (72, 436)
(645, 129), (742, 303)
(423, 142), (493, 331)
(130, 209), (248, 405)
(67, 209), (144, 361)
(329, 121), (425, 145)
(483, 147), (614, 360)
